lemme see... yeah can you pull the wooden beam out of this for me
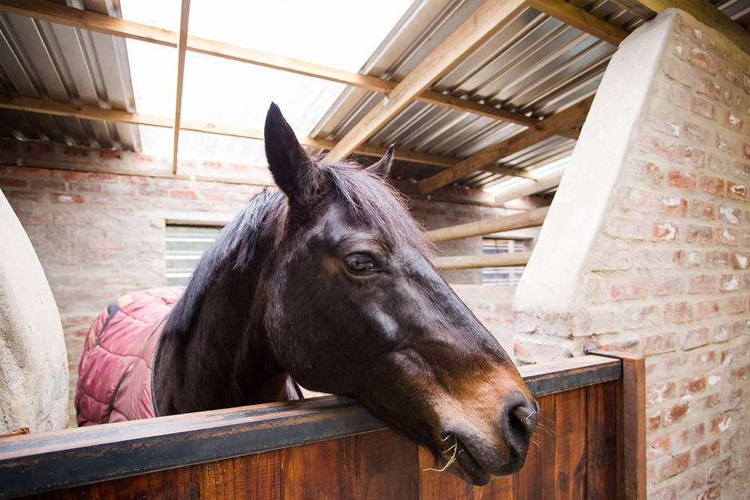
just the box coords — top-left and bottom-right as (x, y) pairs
(627, 0), (750, 55)
(433, 251), (530, 270)
(606, 0), (656, 21)
(0, 1), (536, 127)
(425, 206), (549, 242)
(171, 0), (191, 175)
(494, 171), (564, 205)
(324, 0), (528, 162)
(585, 350), (647, 500)
(0, 95), (466, 169)
(527, 0), (629, 45)
(418, 95), (593, 193)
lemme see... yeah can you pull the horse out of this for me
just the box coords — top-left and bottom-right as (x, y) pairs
(75, 103), (538, 485)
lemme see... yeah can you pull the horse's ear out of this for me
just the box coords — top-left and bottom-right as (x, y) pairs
(365, 144), (394, 178)
(264, 103), (321, 205)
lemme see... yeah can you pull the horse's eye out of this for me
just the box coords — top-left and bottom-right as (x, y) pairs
(345, 253), (379, 274)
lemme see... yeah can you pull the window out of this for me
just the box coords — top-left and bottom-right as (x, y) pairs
(481, 238), (528, 286)
(165, 224), (222, 286)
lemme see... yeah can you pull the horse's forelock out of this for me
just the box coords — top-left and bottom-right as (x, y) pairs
(321, 161), (432, 257)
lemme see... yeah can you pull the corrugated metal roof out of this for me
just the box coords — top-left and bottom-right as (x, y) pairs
(0, 0), (139, 150)
(311, 0), (748, 190)
(713, 0), (750, 29)
(310, 0), (625, 189)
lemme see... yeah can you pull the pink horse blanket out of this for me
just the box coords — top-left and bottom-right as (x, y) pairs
(75, 288), (182, 426)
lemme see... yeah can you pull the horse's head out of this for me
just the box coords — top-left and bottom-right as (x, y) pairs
(261, 104), (537, 485)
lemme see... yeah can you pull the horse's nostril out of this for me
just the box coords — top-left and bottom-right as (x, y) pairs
(506, 398), (538, 442)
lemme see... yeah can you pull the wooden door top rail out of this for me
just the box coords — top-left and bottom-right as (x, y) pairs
(0, 355), (621, 499)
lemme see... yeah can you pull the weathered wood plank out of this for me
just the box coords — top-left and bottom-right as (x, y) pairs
(354, 430), (418, 500)
(0, 356), (621, 499)
(281, 437), (356, 499)
(586, 381), (621, 500)
(554, 389), (588, 499)
(514, 393), (556, 500)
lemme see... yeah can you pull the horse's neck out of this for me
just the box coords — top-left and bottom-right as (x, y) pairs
(154, 266), (287, 415)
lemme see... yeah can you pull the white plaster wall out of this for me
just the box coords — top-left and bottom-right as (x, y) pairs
(0, 190), (68, 433)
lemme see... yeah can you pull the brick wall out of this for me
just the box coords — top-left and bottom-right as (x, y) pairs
(514, 11), (750, 499)
(0, 161), (515, 423)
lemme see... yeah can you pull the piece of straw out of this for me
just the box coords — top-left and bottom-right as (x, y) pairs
(423, 434), (463, 473)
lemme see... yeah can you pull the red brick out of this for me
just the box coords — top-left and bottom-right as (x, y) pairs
(659, 450), (691, 480)
(650, 116), (680, 136)
(693, 440), (720, 465)
(705, 251), (729, 268)
(687, 225), (713, 244)
(648, 434), (672, 459)
(714, 227), (739, 246)
(717, 204), (741, 224)
(617, 187), (653, 212)
(684, 121), (710, 143)
(0, 178), (28, 189)
(653, 275), (685, 296)
(730, 252), (749, 269)
(657, 195), (688, 216)
(696, 77), (722, 100)
(640, 132), (677, 160)
(725, 297), (747, 314)
(682, 376), (707, 395)
(689, 274), (718, 294)
(643, 332), (677, 354)
(743, 143), (750, 160)
(698, 176), (724, 195)
(691, 97), (716, 120)
(51, 193), (84, 204)
(680, 327), (711, 350)
(726, 111), (744, 132)
(696, 301), (720, 319)
(168, 189), (198, 200)
(707, 457), (731, 483)
(609, 281), (648, 301)
(653, 222), (679, 242)
(720, 274), (741, 292)
(726, 181), (747, 200)
(668, 168), (696, 189)
(648, 381), (676, 405)
(677, 146), (705, 168)
(689, 47), (718, 75)
(689, 200), (715, 219)
(664, 302), (693, 324)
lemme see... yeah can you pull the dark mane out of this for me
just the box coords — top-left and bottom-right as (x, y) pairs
(165, 161), (430, 339)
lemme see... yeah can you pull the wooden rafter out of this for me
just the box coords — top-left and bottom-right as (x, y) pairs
(171, 0), (191, 175)
(433, 252), (531, 270)
(527, 0), (629, 45)
(0, 0), (536, 128)
(417, 95), (594, 194)
(324, 0), (529, 162)
(425, 206), (549, 242)
(0, 95), (535, 180)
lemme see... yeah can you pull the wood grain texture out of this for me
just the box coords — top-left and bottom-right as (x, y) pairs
(514, 392), (556, 500)
(586, 381), (622, 500)
(5, 356), (631, 499)
(554, 389), (588, 499)
(527, 0), (628, 46)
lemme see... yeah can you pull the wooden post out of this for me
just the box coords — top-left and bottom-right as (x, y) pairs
(171, 0), (191, 175)
(432, 251), (530, 270)
(586, 349), (647, 500)
(425, 206), (549, 242)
